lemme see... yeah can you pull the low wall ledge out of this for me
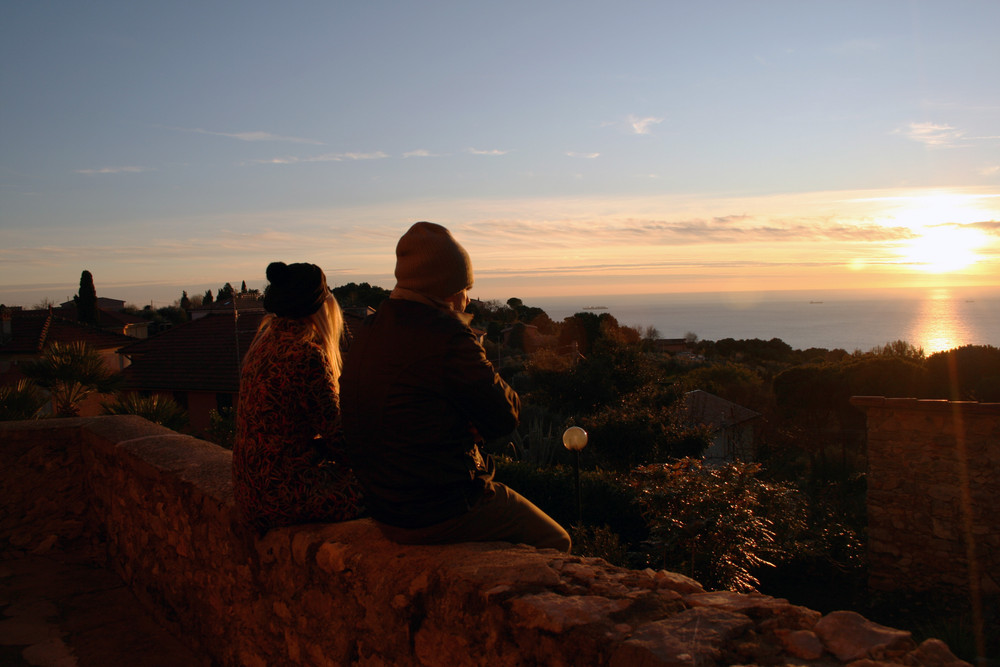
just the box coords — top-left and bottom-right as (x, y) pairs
(1, 416), (976, 666)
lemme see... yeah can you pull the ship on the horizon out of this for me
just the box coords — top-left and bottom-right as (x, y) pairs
(582, 305), (608, 310)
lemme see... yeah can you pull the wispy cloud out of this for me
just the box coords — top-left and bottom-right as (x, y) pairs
(897, 122), (966, 148)
(965, 220), (1000, 235)
(169, 126), (323, 145)
(338, 152), (388, 161)
(481, 256), (874, 278)
(626, 115), (664, 135)
(462, 214), (913, 249)
(247, 151), (388, 165)
(75, 166), (153, 175)
(403, 149), (441, 158)
(468, 148), (509, 156)
(566, 151), (600, 159)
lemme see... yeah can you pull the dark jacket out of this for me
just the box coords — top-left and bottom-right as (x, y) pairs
(340, 298), (519, 528)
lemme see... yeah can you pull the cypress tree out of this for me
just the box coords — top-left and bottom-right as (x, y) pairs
(76, 270), (98, 325)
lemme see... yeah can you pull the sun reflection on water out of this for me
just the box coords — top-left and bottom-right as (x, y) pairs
(909, 289), (966, 354)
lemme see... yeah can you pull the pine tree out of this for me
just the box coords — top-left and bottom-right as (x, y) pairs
(75, 270), (98, 325)
(180, 291), (191, 310)
(217, 282), (235, 302)
(203, 289), (214, 305)
(240, 280), (247, 293)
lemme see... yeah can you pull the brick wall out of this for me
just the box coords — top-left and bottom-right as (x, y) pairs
(852, 396), (1000, 597)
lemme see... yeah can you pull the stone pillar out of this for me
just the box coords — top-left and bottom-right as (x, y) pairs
(851, 396), (999, 598)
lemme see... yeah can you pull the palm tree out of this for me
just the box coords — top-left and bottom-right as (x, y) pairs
(0, 379), (49, 420)
(103, 393), (189, 431)
(21, 341), (123, 417)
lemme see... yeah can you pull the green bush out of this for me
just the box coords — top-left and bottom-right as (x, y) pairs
(205, 407), (237, 449)
(102, 393), (189, 431)
(20, 341), (123, 417)
(924, 344), (1000, 401)
(0, 379), (48, 420)
(494, 405), (567, 467)
(580, 388), (712, 471)
(494, 460), (647, 546)
(570, 524), (629, 566)
(628, 458), (811, 592)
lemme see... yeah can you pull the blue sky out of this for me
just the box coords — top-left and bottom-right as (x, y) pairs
(2, 1), (999, 307)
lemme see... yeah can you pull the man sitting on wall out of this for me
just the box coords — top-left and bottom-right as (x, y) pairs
(341, 222), (570, 551)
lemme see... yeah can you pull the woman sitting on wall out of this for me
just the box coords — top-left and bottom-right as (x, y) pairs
(232, 261), (363, 532)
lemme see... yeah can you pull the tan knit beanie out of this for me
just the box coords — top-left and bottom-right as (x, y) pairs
(394, 222), (474, 298)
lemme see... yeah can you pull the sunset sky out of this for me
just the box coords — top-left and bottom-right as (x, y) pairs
(2, 1), (999, 308)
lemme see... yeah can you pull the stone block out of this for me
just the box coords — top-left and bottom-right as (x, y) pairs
(777, 628), (823, 660)
(904, 638), (970, 667)
(815, 610), (914, 662)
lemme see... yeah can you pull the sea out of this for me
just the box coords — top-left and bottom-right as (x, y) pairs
(528, 285), (1000, 355)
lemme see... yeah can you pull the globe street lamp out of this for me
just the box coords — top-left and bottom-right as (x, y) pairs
(562, 426), (588, 525)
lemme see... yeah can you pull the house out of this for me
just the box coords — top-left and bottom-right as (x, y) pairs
(53, 303), (150, 339)
(683, 389), (761, 462)
(189, 294), (265, 321)
(119, 311), (266, 435)
(119, 305), (367, 435)
(0, 306), (134, 416)
(60, 297), (127, 312)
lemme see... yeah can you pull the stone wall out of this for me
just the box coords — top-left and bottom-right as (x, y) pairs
(1, 417), (970, 666)
(851, 397), (1000, 597)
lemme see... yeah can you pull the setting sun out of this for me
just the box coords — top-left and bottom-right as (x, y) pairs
(901, 226), (988, 273)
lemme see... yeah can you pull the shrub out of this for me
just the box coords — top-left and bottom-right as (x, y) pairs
(499, 405), (566, 467)
(205, 407), (237, 449)
(494, 460), (647, 546)
(570, 524), (629, 567)
(628, 458), (810, 592)
(581, 386), (712, 471)
(0, 379), (48, 420)
(20, 341), (123, 416)
(924, 344), (1000, 401)
(102, 393), (188, 431)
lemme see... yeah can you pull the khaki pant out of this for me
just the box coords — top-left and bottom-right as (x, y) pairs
(377, 482), (572, 552)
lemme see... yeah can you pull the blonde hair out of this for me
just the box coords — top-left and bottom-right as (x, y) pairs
(251, 294), (344, 390)
(310, 294), (344, 389)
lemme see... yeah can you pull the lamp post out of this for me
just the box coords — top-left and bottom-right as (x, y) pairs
(562, 426), (588, 525)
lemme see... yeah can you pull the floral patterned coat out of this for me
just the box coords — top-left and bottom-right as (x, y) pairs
(232, 318), (363, 532)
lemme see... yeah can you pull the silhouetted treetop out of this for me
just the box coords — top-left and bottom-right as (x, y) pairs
(331, 282), (391, 309)
(75, 270), (98, 326)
